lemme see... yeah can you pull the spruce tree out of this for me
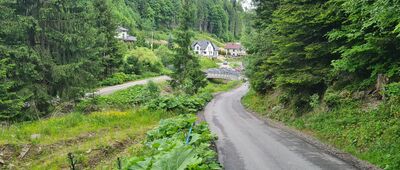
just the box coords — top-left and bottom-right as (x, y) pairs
(171, 0), (206, 94)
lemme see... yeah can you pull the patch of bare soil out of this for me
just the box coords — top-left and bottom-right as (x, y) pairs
(85, 137), (141, 168)
(0, 131), (100, 169)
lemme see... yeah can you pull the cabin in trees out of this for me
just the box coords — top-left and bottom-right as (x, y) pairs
(224, 43), (246, 57)
(191, 40), (219, 57)
(115, 26), (137, 42)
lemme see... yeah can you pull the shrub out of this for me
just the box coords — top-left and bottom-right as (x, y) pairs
(384, 82), (400, 98)
(125, 47), (164, 73)
(323, 89), (342, 108)
(155, 45), (175, 67)
(147, 92), (213, 113)
(100, 73), (137, 86)
(309, 94), (320, 109)
(125, 114), (221, 170)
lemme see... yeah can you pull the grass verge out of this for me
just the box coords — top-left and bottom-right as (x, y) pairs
(242, 89), (400, 170)
(0, 109), (172, 169)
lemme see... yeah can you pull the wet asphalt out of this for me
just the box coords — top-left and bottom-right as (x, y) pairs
(204, 84), (357, 170)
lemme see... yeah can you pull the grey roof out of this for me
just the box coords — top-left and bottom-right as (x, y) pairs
(116, 26), (129, 32)
(192, 40), (219, 51)
(124, 35), (137, 41)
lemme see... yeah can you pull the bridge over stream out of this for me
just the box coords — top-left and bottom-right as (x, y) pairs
(206, 68), (241, 80)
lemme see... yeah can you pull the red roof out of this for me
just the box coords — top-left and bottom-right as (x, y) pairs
(225, 43), (242, 49)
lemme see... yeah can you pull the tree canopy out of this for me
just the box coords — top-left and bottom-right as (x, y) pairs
(246, 0), (400, 113)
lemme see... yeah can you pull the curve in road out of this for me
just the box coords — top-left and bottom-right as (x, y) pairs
(204, 84), (356, 170)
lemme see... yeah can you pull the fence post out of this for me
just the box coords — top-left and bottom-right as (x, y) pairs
(68, 153), (76, 170)
(185, 123), (195, 145)
(117, 157), (122, 170)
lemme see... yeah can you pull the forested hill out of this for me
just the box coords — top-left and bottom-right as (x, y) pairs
(243, 0), (400, 169)
(0, 0), (244, 122)
(111, 0), (244, 40)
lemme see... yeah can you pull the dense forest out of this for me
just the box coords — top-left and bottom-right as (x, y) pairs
(243, 0), (400, 169)
(245, 0), (400, 112)
(110, 0), (244, 40)
(0, 0), (244, 122)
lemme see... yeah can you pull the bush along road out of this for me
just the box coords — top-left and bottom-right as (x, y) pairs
(204, 84), (360, 170)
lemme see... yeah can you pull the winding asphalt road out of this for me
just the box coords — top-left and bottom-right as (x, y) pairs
(204, 84), (357, 170)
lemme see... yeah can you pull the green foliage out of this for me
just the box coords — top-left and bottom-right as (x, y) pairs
(147, 92), (213, 114)
(243, 87), (400, 170)
(297, 101), (400, 170)
(125, 114), (221, 170)
(100, 73), (136, 86)
(123, 55), (142, 75)
(170, 1), (207, 95)
(309, 94), (320, 109)
(201, 80), (242, 94)
(327, 0), (400, 86)
(243, 0), (400, 168)
(0, 0), (243, 122)
(125, 47), (164, 73)
(77, 84), (161, 112)
(0, 58), (25, 121)
(247, 0), (400, 112)
(155, 45), (175, 67)
(199, 57), (219, 70)
(384, 82), (400, 98)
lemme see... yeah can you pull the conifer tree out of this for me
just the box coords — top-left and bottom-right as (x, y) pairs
(171, 0), (206, 94)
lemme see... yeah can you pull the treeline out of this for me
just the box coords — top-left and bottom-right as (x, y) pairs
(115, 0), (244, 40)
(0, 0), (125, 121)
(0, 0), (243, 122)
(245, 0), (400, 113)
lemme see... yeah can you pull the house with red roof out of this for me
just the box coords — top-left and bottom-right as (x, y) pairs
(224, 43), (246, 57)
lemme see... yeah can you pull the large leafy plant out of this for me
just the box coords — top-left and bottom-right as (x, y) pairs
(125, 114), (221, 170)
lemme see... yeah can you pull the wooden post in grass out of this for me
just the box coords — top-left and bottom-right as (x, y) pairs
(117, 157), (122, 170)
(68, 153), (76, 170)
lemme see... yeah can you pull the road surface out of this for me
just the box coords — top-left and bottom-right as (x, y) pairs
(204, 84), (356, 170)
(92, 76), (170, 96)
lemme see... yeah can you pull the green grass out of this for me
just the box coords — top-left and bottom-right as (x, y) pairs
(0, 82), (174, 169)
(0, 109), (173, 169)
(242, 89), (400, 170)
(199, 57), (219, 70)
(0, 78), (237, 169)
(194, 32), (225, 47)
(202, 79), (242, 94)
(0, 110), (168, 145)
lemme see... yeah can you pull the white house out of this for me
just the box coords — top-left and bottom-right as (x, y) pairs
(191, 40), (219, 57)
(116, 26), (137, 42)
(224, 43), (246, 57)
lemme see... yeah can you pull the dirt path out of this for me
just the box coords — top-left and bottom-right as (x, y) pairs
(92, 76), (171, 96)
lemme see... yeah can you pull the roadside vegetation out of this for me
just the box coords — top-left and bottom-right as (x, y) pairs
(243, 90), (400, 169)
(0, 76), (240, 169)
(203, 79), (242, 94)
(243, 0), (400, 169)
(125, 114), (221, 169)
(199, 57), (220, 70)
